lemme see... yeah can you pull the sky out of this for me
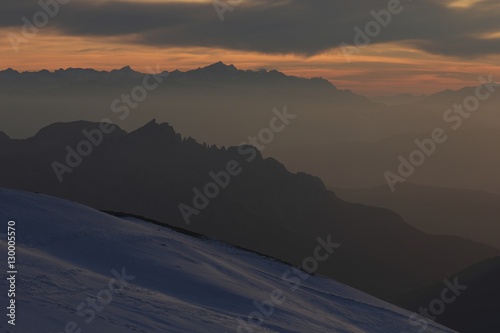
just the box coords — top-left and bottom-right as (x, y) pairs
(1, 0), (500, 96)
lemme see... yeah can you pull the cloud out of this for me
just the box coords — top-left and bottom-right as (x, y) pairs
(2, 0), (500, 58)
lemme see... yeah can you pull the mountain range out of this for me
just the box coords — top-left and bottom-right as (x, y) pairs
(1, 63), (499, 331)
(1, 63), (499, 196)
(0, 119), (498, 306)
(336, 183), (500, 249)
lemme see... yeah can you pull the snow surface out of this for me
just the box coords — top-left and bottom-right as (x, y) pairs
(0, 188), (456, 333)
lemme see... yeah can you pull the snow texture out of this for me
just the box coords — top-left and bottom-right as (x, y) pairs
(0, 188), (456, 333)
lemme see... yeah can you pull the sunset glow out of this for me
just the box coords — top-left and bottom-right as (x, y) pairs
(2, 0), (500, 96)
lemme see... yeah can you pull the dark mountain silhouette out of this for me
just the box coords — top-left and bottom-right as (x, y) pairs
(1, 63), (499, 198)
(0, 62), (350, 96)
(0, 120), (497, 303)
(0, 62), (376, 142)
(336, 183), (500, 249)
(0, 66), (145, 91)
(399, 257), (500, 333)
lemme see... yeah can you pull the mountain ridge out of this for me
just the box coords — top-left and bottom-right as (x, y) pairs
(0, 119), (497, 304)
(0, 61), (338, 89)
(0, 187), (458, 333)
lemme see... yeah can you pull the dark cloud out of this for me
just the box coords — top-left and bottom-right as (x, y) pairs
(2, 0), (500, 57)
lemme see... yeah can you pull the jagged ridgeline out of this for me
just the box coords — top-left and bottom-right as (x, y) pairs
(0, 120), (497, 304)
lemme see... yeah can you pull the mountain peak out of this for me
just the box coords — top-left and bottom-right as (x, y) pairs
(142, 118), (170, 129)
(111, 66), (140, 75)
(200, 61), (238, 72)
(108, 66), (143, 79)
(2, 68), (18, 74)
(34, 121), (126, 141)
(120, 65), (133, 71)
(130, 119), (178, 139)
(0, 68), (20, 79)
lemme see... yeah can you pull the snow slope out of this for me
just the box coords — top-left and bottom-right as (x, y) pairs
(0, 188), (456, 333)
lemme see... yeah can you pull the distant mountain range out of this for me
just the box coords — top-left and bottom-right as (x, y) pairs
(3, 62), (499, 332)
(0, 62), (352, 97)
(0, 120), (497, 304)
(1, 63), (499, 196)
(336, 183), (500, 249)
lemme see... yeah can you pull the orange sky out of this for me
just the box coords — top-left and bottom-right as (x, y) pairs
(2, 27), (500, 97)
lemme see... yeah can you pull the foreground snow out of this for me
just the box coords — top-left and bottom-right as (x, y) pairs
(0, 188), (455, 333)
